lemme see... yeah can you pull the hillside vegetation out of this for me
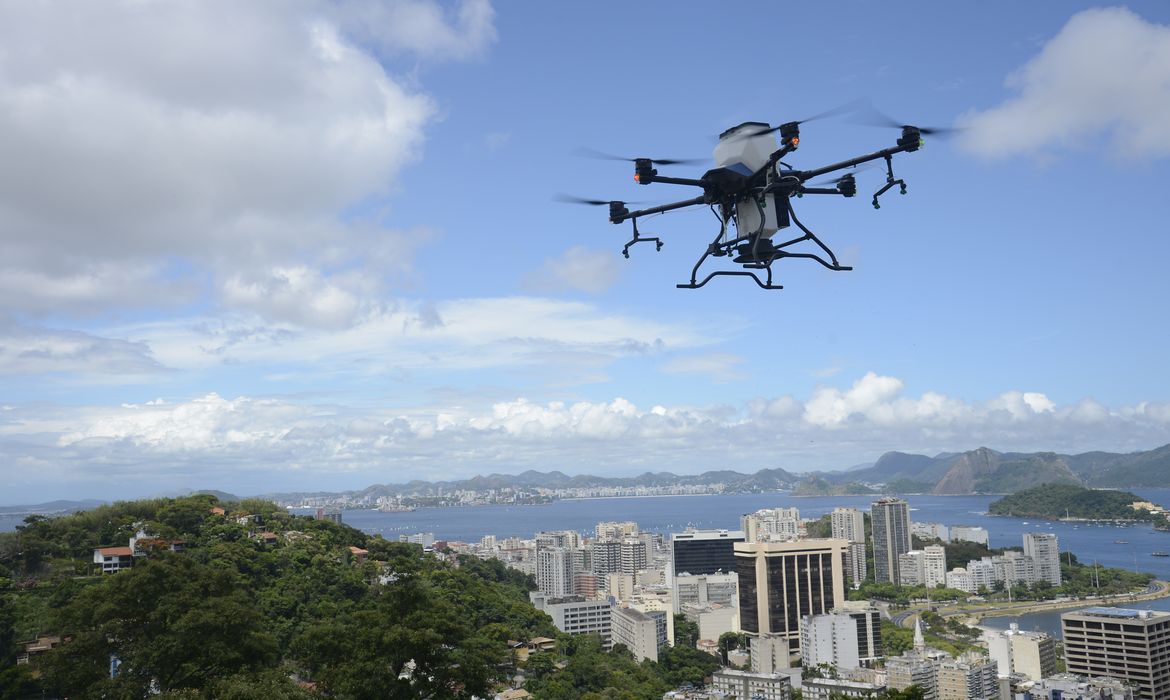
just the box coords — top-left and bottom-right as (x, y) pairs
(0, 496), (715, 698)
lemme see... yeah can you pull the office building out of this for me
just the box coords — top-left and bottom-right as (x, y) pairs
(831, 507), (866, 543)
(672, 529), (744, 576)
(529, 593), (614, 647)
(672, 571), (738, 613)
(1023, 532), (1061, 587)
(1062, 607), (1170, 699)
(936, 652), (998, 700)
(610, 606), (668, 662)
(836, 602), (882, 664)
(735, 538), (848, 655)
(950, 526), (989, 546)
(710, 669), (793, 700)
(985, 623), (1057, 681)
(536, 547), (575, 597)
(871, 498), (911, 584)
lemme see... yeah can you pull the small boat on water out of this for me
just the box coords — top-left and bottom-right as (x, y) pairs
(1115, 540), (1130, 544)
(1152, 552), (1170, 557)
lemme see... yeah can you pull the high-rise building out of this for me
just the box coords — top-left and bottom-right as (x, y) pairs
(886, 652), (940, 700)
(1023, 532), (1061, 587)
(530, 593), (614, 647)
(800, 612), (863, 670)
(899, 550), (927, 587)
(536, 547), (575, 597)
(830, 507), (865, 543)
(844, 542), (867, 587)
(611, 606), (668, 662)
(596, 521), (639, 541)
(672, 572), (738, 613)
(835, 601), (882, 664)
(950, 526), (989, 546)
(742, 507), (801, 543)
(591, 540), (622, 578)
(620, 537), (648, 575)
(1062, 607), (1170, 699)
(985, 623), (1057, 681)
(672, 529), (745, 576)
(734, 538), (848, 655)
(923, 544), (947, 588)
(871, 498), (911, 584)
(936, 652), (998, 700)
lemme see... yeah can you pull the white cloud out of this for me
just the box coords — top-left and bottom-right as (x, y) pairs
(525, 247), (622, 294)
(5, 372), (1170, 500)
(0, 1), (493, 319)
(959, 7), (1170, 159)
(0, 320), (164, 376)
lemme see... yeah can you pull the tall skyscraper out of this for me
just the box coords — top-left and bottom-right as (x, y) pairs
(1023, 532), (1061, 586)
(591, 540), (622, 577)
(1062, 607), (1170, 699)
(830, 507), (865, 542)
(672, 529), (745, 576)
(871, 498), (911, 584)
(923, 544), (947, 588)
(734, 538), (847, 655)
(536, 547), (575, 597)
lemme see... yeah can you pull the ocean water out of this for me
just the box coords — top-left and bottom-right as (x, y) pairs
(10, 489), (1170, 584)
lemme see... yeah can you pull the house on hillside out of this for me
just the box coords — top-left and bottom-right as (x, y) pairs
(93, 546), (135, 574)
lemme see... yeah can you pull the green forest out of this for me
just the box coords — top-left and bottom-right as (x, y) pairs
(988, 483), (1161, 521)
(0, 496), (716, 699)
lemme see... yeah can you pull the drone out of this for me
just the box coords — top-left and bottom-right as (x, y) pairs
(564, 106), (952, 289)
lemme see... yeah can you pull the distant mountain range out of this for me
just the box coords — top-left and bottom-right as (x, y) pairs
(260, 442), (1170, 501)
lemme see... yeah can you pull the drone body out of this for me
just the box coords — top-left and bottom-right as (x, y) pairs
(571, 108), (941, 290)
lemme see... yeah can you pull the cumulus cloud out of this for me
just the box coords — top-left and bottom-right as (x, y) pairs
(525, 247), (622, 294)
(5, 372), (1170, 500)
(958, 7), (1170, 159)
(0, 1), (493, 319)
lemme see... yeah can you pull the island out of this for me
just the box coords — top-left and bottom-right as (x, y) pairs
(988, 483), (1165, 522)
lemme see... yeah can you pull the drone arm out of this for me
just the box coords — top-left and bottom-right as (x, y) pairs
(797, 142), (915, 182)
(646, 175), (707, 188)
(611, 195), (706, 223)
(797, 187), (844, 196)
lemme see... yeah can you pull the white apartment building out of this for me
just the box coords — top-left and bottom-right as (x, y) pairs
(530, 593), (614, 647)
(912, 522), (950, 542)
(801, 612), (864, 671)
(924, 544), (947, 588)
(610, 606), (668, 662)
(950, 526), (989, 546)
(946, 567), (973, 593)
(1023, 532), (1061, 586)
(536, 547), (575, 597)
(984, 623), (1057, 681)
(672, 571), (738, 613)
(596, 521), (639, 541)
(742, 507), (802, 542)
(831, 507), (865, 543)
(899, 550), (927, 587)
(711, 669), (793, 700)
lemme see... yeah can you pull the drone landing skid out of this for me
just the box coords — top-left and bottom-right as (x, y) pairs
(677, 270), (783, 290)
(622, 219), (663, 259)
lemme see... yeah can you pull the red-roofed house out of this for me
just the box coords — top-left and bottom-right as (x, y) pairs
(93, 546), (135, 574)
(349, 546), (368, 565)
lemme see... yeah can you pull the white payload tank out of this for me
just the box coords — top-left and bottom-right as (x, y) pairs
(714, 122), (788, 239)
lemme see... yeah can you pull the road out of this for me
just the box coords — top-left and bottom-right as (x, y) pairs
(894, 580), (1170, 628)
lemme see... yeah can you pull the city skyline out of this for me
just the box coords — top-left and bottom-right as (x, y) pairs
(4, 2), (1170, 503)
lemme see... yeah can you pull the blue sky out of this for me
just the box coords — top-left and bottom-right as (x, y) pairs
(2, 1), (1170, 503)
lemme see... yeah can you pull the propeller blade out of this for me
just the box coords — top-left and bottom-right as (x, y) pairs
(807, 163), (877, 186)
(554, 194), (645, 206)
(850, 101), (965, 138)
(795, 97), (867, 125)
(573, 147), (704, 166)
